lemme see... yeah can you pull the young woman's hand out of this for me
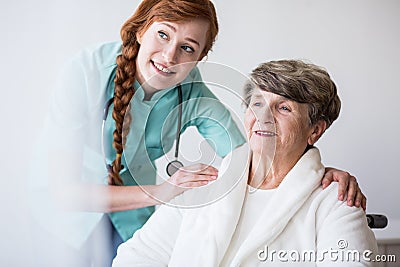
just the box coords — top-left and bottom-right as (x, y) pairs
(154, 163), (219, 203)
(322, 167), (367, 210)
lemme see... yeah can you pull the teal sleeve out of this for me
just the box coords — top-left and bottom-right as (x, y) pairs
(182, 73), (245, 157)
(182, 68), (246, 157)
(193, 97), (246, 157)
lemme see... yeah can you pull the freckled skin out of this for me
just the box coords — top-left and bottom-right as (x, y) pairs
(135, 19), (209, 96)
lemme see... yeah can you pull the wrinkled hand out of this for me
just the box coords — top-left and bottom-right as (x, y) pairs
(322, 167), (366, 211)
(156, 163), (218, 202)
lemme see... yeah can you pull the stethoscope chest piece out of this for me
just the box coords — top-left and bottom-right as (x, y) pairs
(166, 160), (184, 176)
(166, 84), (184, 176)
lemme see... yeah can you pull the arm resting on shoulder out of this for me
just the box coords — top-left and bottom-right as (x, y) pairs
(322, 167), (367, 210)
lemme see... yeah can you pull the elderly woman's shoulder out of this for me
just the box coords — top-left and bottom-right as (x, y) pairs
(310, 183), (341, 206)
(308, 182), (364, 220)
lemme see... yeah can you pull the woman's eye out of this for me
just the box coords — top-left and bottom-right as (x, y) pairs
(279, 105), (291, 112)
(252, 102), (261, 107)
(181, 45), (194, 53)
(158, 31), (168, 40)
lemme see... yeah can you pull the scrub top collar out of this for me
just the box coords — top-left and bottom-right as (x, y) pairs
(134, 80), (177, 106)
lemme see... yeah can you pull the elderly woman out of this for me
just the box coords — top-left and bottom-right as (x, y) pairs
(112, 60), (378, 266)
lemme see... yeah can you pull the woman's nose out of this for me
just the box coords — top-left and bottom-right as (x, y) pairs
(257, 108), (274, 124)
(257, 106), (274, 124)
(162, 45), (178, 64)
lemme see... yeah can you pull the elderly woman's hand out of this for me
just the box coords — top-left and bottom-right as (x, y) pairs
(321, 167), (366, 211)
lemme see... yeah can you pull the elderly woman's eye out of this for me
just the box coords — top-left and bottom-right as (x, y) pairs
(279, 105), (291, 112)
(252, 102), (261, 107)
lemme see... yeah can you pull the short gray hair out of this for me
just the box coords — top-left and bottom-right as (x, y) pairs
(243, 60), (341, 129)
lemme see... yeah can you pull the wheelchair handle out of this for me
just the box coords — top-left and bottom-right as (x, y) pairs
(366, 214), (388, 229)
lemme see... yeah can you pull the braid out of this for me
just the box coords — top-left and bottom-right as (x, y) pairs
(106, 0), (219, 185)
(108, 41), (140, 186)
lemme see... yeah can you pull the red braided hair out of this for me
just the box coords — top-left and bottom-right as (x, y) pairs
(108, 0), (219, 185)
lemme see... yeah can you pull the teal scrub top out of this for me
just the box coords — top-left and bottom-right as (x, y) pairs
(103, 50), (246, 241)
(31, 41), (246, 246)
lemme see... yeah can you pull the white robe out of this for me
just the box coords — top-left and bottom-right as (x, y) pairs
(112, 145), (378, 266)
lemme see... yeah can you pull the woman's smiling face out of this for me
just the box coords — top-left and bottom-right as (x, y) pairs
(245, 88), (314, 159)
(135, 19), (209, 91)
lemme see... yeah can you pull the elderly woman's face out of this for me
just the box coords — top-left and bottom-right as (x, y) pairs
(245, 89), (315, 158)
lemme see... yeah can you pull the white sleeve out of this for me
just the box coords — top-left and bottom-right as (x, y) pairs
(112, 204), (183, 267)
(316, 184), (379, 267)
(44, 47), (109, 184)
(47, 54), (90, 152)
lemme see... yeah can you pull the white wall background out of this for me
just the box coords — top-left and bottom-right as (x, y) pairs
(1, 0), (399, 265)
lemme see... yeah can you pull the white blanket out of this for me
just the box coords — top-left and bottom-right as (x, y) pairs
(113, 145), (378, 266)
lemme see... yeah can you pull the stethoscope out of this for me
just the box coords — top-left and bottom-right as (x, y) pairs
(101, 84), (184, 177)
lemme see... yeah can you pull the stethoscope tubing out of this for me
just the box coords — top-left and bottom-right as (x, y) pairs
(101, 85), (183, 177)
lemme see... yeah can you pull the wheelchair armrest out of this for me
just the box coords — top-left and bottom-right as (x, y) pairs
(366, 214), (388, 228)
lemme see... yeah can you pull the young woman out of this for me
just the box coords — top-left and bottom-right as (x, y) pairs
(29, 0), (365, 266)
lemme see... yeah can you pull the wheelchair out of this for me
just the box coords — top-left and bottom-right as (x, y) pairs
(366, 214), (388, 228)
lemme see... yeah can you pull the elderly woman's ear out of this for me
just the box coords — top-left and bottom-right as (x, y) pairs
(307, 120), (327, 146)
